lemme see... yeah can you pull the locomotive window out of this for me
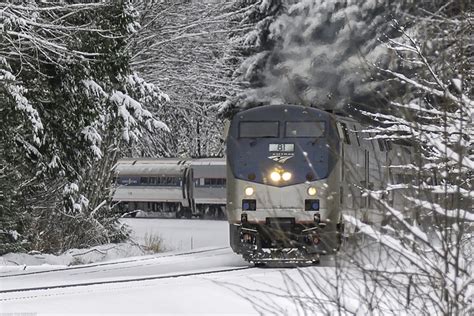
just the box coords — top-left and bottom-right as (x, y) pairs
(239, 121), (279, 138)
(353, 125), (361, 146)
(285, 121), (325, 137)
(341, 123), (351, 145)
(377, 139), (385, 151)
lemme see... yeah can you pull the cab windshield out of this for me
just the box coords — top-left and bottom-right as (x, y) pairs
(285, 121), (325, 137)
(239, 121), (279, 138)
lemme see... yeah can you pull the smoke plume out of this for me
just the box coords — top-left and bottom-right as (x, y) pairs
(237, 0), (405, 112)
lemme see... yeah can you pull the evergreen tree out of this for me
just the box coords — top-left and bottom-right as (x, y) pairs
(219, 0), (427, 115)
(0, 1), (167, 253)
(219, 0), (284, 116)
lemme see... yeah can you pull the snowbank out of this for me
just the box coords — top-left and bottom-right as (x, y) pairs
(0, 218), (229, 273)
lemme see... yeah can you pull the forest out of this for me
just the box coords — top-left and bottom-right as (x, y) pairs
(0, 1), (472, 314)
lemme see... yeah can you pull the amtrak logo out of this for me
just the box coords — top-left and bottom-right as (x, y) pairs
(268, 143), (294, 163)
(268, 155), (293, 163)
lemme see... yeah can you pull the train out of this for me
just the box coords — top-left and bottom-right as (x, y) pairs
(112, 157), (226, 219)
(225, 104), (412, 264)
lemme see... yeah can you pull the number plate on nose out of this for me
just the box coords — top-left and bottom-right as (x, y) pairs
(269, 143), (294, 152)
(268, 144), (294, 163)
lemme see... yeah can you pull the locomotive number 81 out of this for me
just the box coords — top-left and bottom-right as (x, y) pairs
(226, 104), (344, 264)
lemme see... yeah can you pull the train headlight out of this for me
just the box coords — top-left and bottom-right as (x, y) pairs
(244, 186), (255, 196)
(270, 171), (281, 182)
(307, 187), (317, 196)
(282, 172), (292, 181)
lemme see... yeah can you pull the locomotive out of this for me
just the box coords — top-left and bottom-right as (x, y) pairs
(225, 104), (411, 264)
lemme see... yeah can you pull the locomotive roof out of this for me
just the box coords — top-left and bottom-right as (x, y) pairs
(232, 104), (362, 124)
(233, 104), (330, 121)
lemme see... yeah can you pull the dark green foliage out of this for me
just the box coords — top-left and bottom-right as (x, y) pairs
(0, 1), (160, 254)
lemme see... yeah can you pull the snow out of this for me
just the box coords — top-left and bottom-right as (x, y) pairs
(405, 197), (474, 221)
(451, 78), (462, 93)
(0, 243), (146, 274)
(0, 254), (344, 314)
(2, 216), (465, 314)
(1, 268), (260, 314)
(0, 219), (344, 315)
(122, 218), (229, 252)
(1, 68), (43, 145)
(82, 79), (107, 98)
(0, 219), (229, 273)
(0, 218), (456, 314)
(343, 215), (424, 264)
(81, 126), (103, 158)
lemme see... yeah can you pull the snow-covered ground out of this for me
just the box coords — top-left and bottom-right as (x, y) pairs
(0, 257), (341, 315)
(0, 218), (229, 274)
(0, 219), (348, 315)
(123, 218), (229, 251)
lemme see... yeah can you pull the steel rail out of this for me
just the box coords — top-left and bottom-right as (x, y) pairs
(0, 247), (229, 278)
(0, 266), (254, 296)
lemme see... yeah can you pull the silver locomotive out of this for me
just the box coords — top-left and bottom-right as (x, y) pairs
(225, 104), (412, 264)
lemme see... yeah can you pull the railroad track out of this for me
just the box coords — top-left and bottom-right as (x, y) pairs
(0, 265), (255, 297)
(0, 246), (229, 278)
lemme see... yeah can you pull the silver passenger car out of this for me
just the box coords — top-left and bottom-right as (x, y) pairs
(113, 158), (226, 218)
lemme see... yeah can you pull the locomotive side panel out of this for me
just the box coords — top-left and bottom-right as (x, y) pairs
(337, 118), (414, 230)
